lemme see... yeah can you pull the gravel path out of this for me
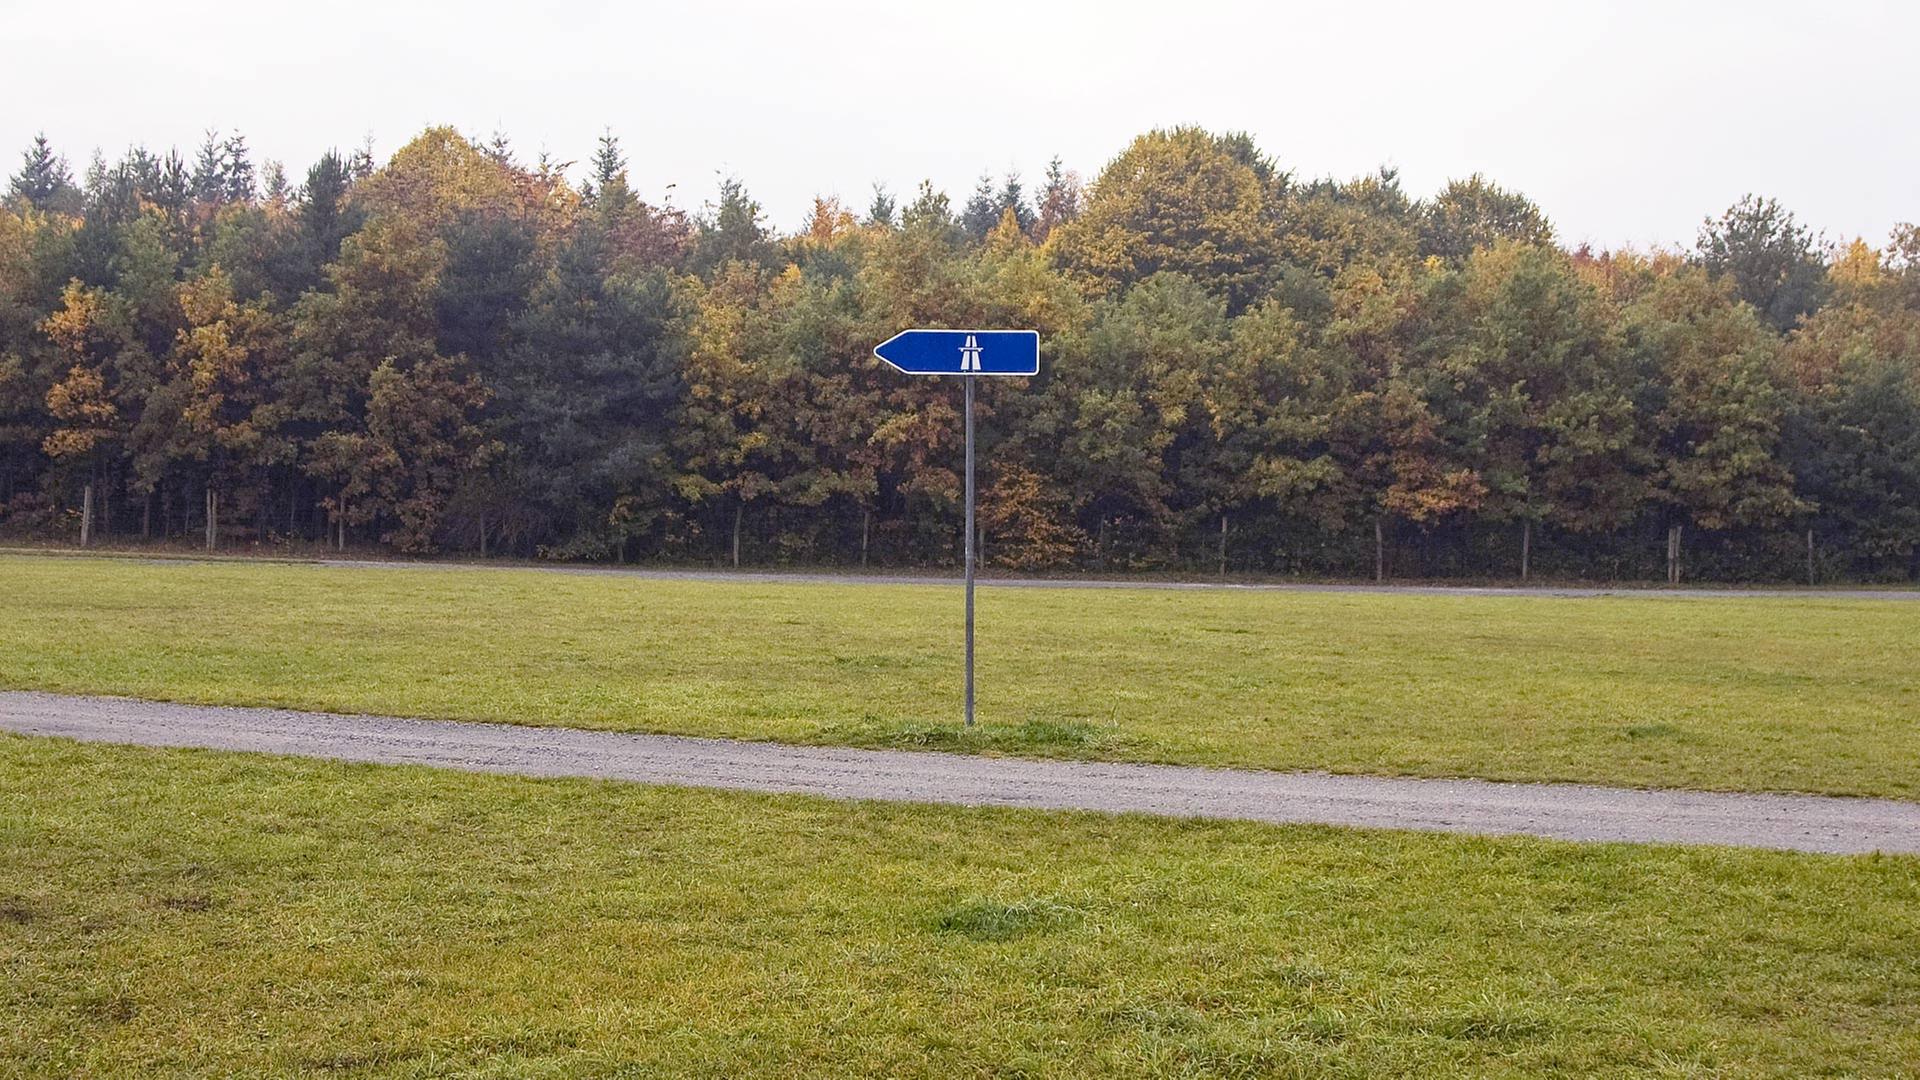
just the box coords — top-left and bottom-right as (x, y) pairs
(4, 690), (1917, 855)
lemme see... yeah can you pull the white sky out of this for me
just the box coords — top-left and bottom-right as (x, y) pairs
(4, 0), (1914, 251)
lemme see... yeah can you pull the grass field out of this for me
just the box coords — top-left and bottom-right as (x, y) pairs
(5, 553), (1919, 797)
(3, 735), (1917, 1078)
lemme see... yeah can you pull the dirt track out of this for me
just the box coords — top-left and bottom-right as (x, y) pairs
(4, 690), (1916, 855)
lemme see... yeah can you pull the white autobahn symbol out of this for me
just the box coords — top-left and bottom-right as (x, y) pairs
(960, 334), (983, 372)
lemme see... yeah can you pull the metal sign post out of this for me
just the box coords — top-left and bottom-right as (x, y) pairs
(963, 372), (975, 726)
(874, 329), (1039, 727)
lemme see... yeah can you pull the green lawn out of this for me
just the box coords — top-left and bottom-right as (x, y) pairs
(3, 735), (1916, 1078)
(3, 553), (1918, 797)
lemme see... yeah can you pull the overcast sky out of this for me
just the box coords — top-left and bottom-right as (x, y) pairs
(4, 0), (1914, 251)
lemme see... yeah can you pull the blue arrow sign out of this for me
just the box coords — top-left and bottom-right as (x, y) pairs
(873, 329), (1039, 376)
(871, 330), (1040, 726)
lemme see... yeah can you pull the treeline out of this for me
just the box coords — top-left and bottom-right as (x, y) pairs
(2, 125), (1917, 581)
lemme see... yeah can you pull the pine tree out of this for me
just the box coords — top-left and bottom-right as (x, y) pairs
(589, 130), (626, 195)
(124, 147), (161, 197)
(866, 184), (896, 227)
(191, 130), (226, 205)
(492, 216), (687, 557)
(1032, 157), (1081, 241)
(262, 161), (289, 205)
(1698, 196), (1829, 332)
(290, 151), (361, 288)
(221, 133), (256, 204)
(692, 177), (772, 275)
(8, 133), (79, 212)
(581, 130), (644, 218)
(961, 172), (1000, 240)
(347, 137), (376, 182)
(155, 151), (191, 216)
(902, 180), (953, 233)
(481, 131), (515, 165)
(1002, 173), (1034, 233)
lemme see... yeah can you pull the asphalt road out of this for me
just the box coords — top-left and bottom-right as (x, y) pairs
(9, 547), (1919, 599)
(5, 691), (1916, 855)
(312, 558), (1920, 600)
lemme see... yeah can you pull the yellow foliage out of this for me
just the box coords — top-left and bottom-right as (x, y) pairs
(41, 283), (107, 359)
(801, 196), (857, 248)
(1050, 127), (1275, 307)
(353, 127), (576, 260)
(1827, 238), (1883, 300)
(42, 365), (116, 459)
